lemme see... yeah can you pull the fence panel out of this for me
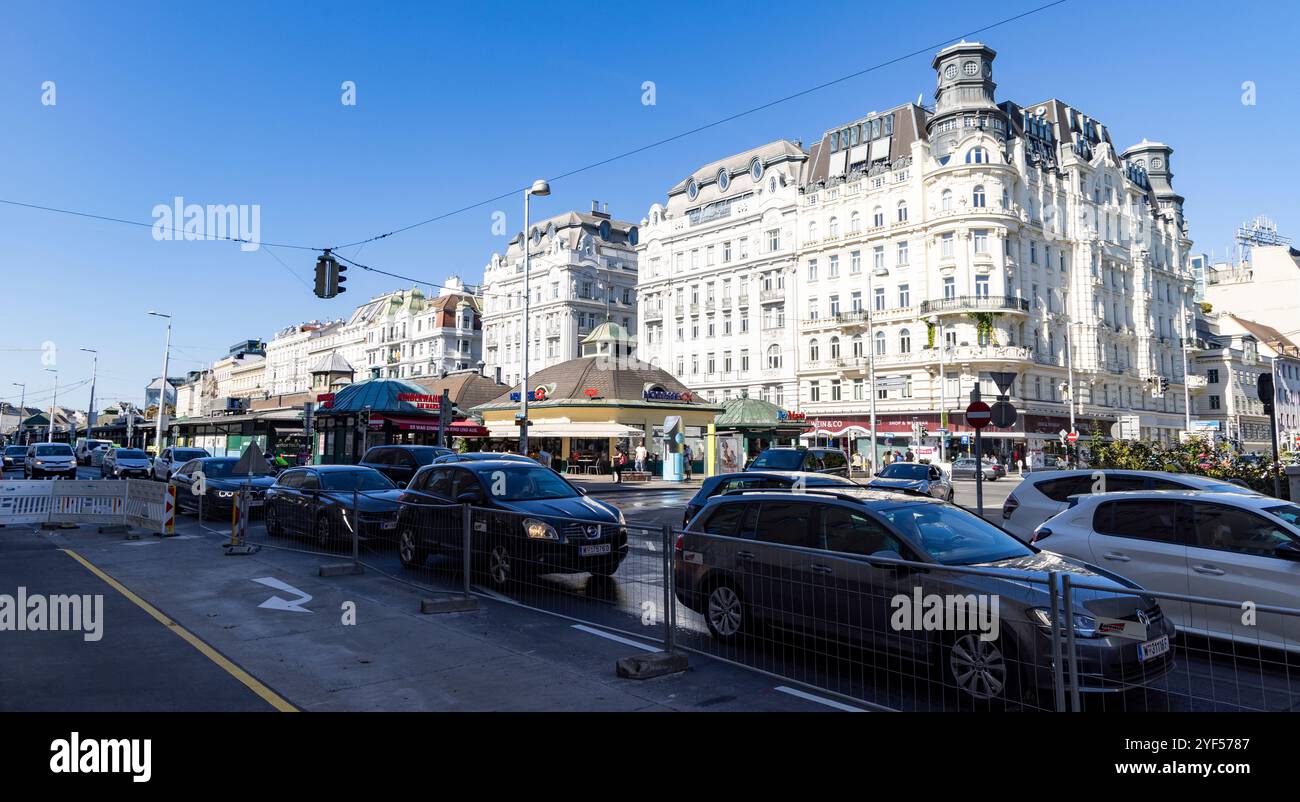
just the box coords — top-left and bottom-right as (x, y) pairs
(0, 481), (56, 526)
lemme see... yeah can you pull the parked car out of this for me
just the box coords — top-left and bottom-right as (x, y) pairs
(1001, 469), (1262, 542)
(24, 443), (77, 479)
(358, 445), (455, 487)
(1033, 490), (1300, 653)
(676, 489), (1175, 703)
(101, 448), (152, 479)
(263, 466), (403, 549)
(2, 445), (27, 474)
(150, 446), (211, 482)
(88, 444), (114, 467)
(75, 439), (115, 466)
(683, 470), (864, 528)
(430, 451), (537, 465)
(746, 447), (851, 477)
(866, 461), (954, 501)
(394, 459), (627, 587)
(170, 456), (278, 519)
(950, 457), (1005, 481)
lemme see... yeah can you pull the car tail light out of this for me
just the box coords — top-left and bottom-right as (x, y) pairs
(674, 533), (684, 553)
(1030, 526), (1052, 544)
(1002, 492), (1019, 520)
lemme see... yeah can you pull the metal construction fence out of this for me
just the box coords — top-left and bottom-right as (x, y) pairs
(167, 487), (1300, 713)
(0, 479), (174, 533)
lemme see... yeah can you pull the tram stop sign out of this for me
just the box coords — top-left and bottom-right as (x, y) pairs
(965, 400), (991, 429)
(990, 400), (1017, 428)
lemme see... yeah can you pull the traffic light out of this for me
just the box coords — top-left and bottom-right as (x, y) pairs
(1160, 377), (1169, 394)
(313, 251), (346, 299)
(1258, 373), (1275, 416)
(333, 260), (347, 296)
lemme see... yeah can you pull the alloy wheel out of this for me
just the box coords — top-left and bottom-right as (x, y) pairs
(398, 529), (418, 566)
(707, 585), (744, 638)
(949, 634), (1008, 700)
(488, 544), (512, 586)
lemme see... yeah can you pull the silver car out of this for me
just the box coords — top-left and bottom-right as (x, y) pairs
(102, 447), (153, 479)
(866, 461), (954, 502)
(24, 443), (77, 479)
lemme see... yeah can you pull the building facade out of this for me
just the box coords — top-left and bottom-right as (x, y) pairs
(482, 205), (639, 387)
(358, 277), (482, 381)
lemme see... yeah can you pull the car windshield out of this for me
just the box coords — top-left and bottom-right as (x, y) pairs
(482, 466), (578, 501)
(877, 463), (930, 481)
(115, 449), (148, 459)
(877, 503), (1032, 565)
(174, 449), (207, 460)
(319, 470), (396, 492)
(748, 451), (805, 470)
(201, 459), (272, 478)
(6, 447), (26, 456)
(35, 445), (73, 456)
(1264, 504), (1300, 527)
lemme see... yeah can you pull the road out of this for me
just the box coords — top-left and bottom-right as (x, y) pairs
(5, 468), (1299, 712)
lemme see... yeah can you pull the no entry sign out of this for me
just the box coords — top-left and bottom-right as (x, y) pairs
(1067, 430), (1079, 444)
(965, 401), (991, 429)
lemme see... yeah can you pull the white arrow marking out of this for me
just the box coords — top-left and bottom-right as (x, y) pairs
(252, 576), (314, 613)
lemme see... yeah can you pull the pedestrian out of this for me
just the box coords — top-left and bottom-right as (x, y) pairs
(904, 448), (914, 462)
(537, 446), (552, 471)
(612, 448), (627, 483)
(634, 442), (648, 473)
(683, 444), (693, 480)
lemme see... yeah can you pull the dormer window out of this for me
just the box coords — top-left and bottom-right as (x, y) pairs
(966, 147), (989, 164)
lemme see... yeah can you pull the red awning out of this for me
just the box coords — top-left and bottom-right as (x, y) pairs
(447, 421), (490, 437)
(374, 414), (442, 432)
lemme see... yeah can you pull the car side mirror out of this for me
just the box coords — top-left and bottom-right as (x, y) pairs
(1275, 542), (1300, 562)
(577, 487), (588, 496)
(456, 490), (483, 504)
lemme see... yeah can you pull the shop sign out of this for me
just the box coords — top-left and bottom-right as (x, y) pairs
(397, 393), (441, 410)
(644, 389), (694, 402)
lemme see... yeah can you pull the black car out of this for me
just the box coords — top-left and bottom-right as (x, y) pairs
(170, 457), (278, 519)
(2, 446), (26, 473)
(683, 470), (865, 528)
(359, 445), (455, 487)
(675, 489), (1175, 704)
(430, 451), (537, 465)
(745, 447), (850, 477)
(263, 466), (404, 548)
(394, 459), (627, 588)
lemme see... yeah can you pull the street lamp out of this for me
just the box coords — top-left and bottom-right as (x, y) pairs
(81, 348), (98, 448)
(518, 178), (550, 455)
(44, 368), (58, 442)
(148, 311), (172, 457)
(1052, 287), (1077, 454)
(929, 314), (946, 462)
(10, 382), (25, 445)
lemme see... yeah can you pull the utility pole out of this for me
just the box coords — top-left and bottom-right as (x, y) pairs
(81, 348), (98, 448)
(44, 369), (58, 442)
(1180, 298), (1192, 433)
(930, 315), (946, 462)
(10, 383), (25, 446)
(866, 268), (878, 472)
(149, 311), (172, 456)
(518, 179), (550, 455)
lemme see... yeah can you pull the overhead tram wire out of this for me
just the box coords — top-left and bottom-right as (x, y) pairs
(0, 1), (1068, 257)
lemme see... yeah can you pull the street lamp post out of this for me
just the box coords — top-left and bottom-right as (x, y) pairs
(518, 179), (550, 455)
(929, 315), (946, 462)
(11, 383), (25, 445)
(44, 368), (58, 442)
(149, 311), (172, 456)
(1055, 287), (1077, 465)
(865, 269), (878, 472)
(81, 348), (98, 448)
(1180, 296), (1192, 433)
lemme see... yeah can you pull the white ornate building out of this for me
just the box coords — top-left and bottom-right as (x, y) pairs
(635, 141), (808, 408)
(481, 205), (638, 386)
(359, 277), (482, 381)
(638, 41), (1197, 461)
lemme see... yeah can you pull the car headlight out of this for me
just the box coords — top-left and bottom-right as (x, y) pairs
(523, 518), (558, 540)
(217, 491), (234, 498)
(1027, 607), (1098, 638)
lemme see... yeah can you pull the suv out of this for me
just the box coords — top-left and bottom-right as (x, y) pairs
(682, 470), (864, 528)
(676, 489), (1175, 703)
(3, 445), (27, 474)
(75, 439), (114, 466)
(24, 443), (77, 479)
(151, 446), (211, 482)
(1001, 469), (1261, 542)
(746, 447), (850, 477)
(394, 459), (627, 587)
(358, 445), (454, 487)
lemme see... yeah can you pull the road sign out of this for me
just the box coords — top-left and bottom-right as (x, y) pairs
(990, 400), (1017, 428)
(1067, 431), (1079, 444)
(988, 371), (1018, 395)
(965, 400), (991, 429)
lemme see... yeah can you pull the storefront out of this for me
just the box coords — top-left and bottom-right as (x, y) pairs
(712, 396), (809, 471)
(168, 409), (304, 458)
(314, 378), (447, 465)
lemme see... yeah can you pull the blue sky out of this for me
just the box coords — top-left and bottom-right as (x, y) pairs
(2, 0), (1297, 414)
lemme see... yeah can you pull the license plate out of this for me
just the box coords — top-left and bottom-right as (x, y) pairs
(248, 499), (264, 507)
(580, 543), (611, 557)
(380, 521), (397, 530)
(1138, 635), (1170, 662)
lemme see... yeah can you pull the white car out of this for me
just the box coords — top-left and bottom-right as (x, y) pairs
(75, 439), (114, 466)
(89, 444), (114, 467)
(1033, 490), (1300, 653)
(150, 446), (211, 481)
(1000, 469), (1260, 542)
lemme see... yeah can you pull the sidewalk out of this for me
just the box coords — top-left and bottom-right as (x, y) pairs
(568, 475), (703, 495)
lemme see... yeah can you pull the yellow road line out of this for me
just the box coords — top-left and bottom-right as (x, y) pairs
(60, 548), (298, 712)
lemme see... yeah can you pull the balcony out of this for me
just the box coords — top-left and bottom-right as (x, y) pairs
(737, 294), (750, 307)
(918, 295), (1030, 316)
(760, 289), (784, 304)
(644, 308), (663, 323)
(801, 310), (873, 330)
(874, 345), (1033, 368)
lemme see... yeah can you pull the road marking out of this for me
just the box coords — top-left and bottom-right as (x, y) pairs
(122, 541), (159, 547)
(644, 540), (656, 552)
(60, 549), (297, 712)
(252, 577), (313, 613)
(471, 585), (513, 602)
(774, 686), (866, 712)
(570, 624), (662, 653)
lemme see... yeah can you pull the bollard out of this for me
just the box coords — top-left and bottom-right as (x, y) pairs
(1061, 573), (1081, 712)
(462, 503), (473, 599)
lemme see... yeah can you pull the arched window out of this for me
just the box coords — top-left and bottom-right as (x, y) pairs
(972, 185), (986, 208)
(849, 211), (861, 234)
(809, 339), (820, 362)
(829, 216), (839, 238)
(899, 328), (912, 353)
(941, 190), (953, 212)
(897, 201), (908, 223)
(830, 336), (841, 359)
(874, 331), (886, 356)
(873, 207), (884, 228)
(852, 334), (864, 358)
(966, 147), (989, 164)
(766, 344), (782, 369)
(807, 220), (818, 241)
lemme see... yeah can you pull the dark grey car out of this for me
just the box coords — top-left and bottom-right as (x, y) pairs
(674, 490), (1175, 704)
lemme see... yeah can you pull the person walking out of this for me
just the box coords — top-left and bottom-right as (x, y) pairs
(634, 442), (647, 473)
(683, 444), (693, 480)
(612, 448), (627, 483)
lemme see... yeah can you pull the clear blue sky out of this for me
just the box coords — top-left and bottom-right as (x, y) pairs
(3, 0), (1297, 414)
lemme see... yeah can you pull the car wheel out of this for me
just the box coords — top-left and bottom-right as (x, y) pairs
(486, 542), (515, 588)
(398, 528), (426, 569)
(315, 513), (337, 550)
(947, 633), (1013, 702)
(704, 582), (748, 642)
(265, 505), (283, 537)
